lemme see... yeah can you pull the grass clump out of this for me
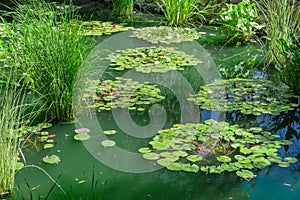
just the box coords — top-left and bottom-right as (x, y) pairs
(112, 0), (134, 18)
(255, 0), (300, 65)
(1, 0), (93, 120)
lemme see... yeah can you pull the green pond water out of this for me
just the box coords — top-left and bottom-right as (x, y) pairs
(11, 28), (300, 200)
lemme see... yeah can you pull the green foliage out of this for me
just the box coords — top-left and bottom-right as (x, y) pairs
(255, 0), (300, 65)
(140, 119), (296, 180)
(214, 0), (263, 45)
(1, 0), (93, 120)
(131, 26), (203, 44)
(157, 0), (199, 26)
(108, 46), (201, 73)
(88, 77), (165, 112)
(276, 38), (300, 95)
(188, 77), (297, 115)
(112, 0), (133, 18)
(69, 20), (133, 36)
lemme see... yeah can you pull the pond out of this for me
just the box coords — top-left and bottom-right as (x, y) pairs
(12, 27), (300, 200)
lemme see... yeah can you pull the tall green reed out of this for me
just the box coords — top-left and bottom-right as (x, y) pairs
(255, 0), (300, 65)
(112, 0), (134, 18)
(0, 77), (29, 196)
(158, 0), (200, 26)
(1, 0), (93, 121)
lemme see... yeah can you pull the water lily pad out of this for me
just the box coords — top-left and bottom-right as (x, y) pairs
(143, 152), (160, 160)
(75, 127), (90, 134)
(101, 140), (116, 147)
(284, 157), (298, 164)
(131, 26), (203, 44)
(236, 169), (255, 180)
(188, 78), (296, 115)
(108, 47), (201, 74)
(278, 161), (291, 168)
(44, 143), (54, 149)
(74, 133), (91, 141)
(187, 155), (203, 162)
(89, 78), (165, 111)
(42, 155), (60, 164)
(166, 162), (183, 171)
(103, 130), (117, 135)
(217, 155), (232, 163)
(138, 147), (151, 153)
(157, 158), (173, 167)
(181, 164), (199, 173)
(15, 162), (24, 171)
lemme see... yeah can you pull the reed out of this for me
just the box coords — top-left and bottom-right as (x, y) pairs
(1, 0), (93, 120)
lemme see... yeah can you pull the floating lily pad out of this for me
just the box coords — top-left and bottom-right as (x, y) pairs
(278, 161), (291, 168)
(188, 77), (296, 115)
(15, 162), (24, 171)
(101, 140), (116, 147)
(139, 119), (295, 180)
(166, 162), (183, 171)
(217, 155), (232, 163)
(143, 152), (160, 160)
(138, 147), (151, 153)
(75, 127), (90, 134)
(89, 78), (165, 112)
(42, 155), (60, 164)
(103, 130), (117, 135)
(187, 155), (203, 162)
(283, 157), (298, 164)
(181, 164), (200, 173)
(44, 143), (54, 149)
(131, 26), (203, 44)
(236, 169), (255, 180)
(108, 46), (201, 73)
(74, 133), (91, 141)
(67, 20), (133, 36)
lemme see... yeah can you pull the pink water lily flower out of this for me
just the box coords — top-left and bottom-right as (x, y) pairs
(111, 24), (117, 28)
(102, 82), (109, 86)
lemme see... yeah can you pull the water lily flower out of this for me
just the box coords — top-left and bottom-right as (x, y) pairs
(48, 134), (56, 139)
(111, 24), (117, 29)
(102, 82), (109, 86)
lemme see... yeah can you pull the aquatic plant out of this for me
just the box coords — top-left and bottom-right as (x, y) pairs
(112, 0), (133, 18)
(42, 155), (61, 164)
(1, 0), (93, 120)
(131, 26), (203, 44)
(140, 119), (297, 180)
(188, 77), (298, 115)
(69, 20), (133, 36)
(255, 0), (300, 65)
(275, 38), (300, 95)
(108, 47), (201, 73)
(88, 77), (165, 112)
(0, 79), (39, 195)
(157, 0), (199, 26)
(213, 0), (264, 45)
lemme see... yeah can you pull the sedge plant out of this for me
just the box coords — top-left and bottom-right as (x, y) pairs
(112, 0), (134, 18)
(1, 0), (93, 120)
(0, 77), (31, 196)
(255, 0), (300, 65)
(157, 0), (200, 26)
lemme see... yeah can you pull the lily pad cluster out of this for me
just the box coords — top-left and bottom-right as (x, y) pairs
(188, 78), (298, 115)
(70, 20), (133, 36)
(108, 46), (201, 73)
(131, 26), (203, 44)
(140, 119), (297, 180)
(90, 77), (165, 111)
